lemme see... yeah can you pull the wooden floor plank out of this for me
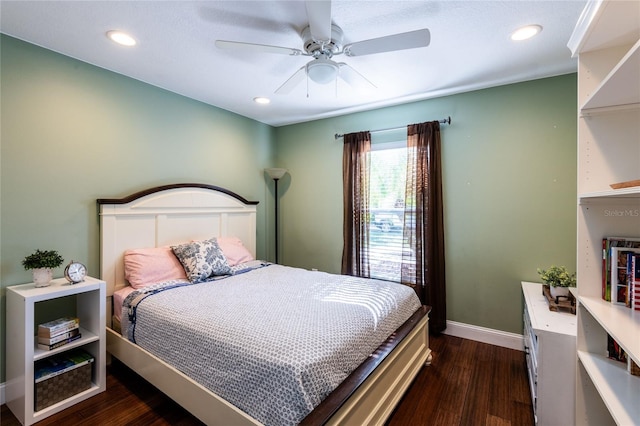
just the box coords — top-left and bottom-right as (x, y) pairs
(488, 344), (513, 422)
(1, 333), (534, 426)
(459, 340), (495, 426)
(509, 348), (532, 405)
(485, 413), (512, 426)
(438, 364), (472, 418)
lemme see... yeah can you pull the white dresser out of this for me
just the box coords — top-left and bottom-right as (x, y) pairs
(522, 281), (577, 425)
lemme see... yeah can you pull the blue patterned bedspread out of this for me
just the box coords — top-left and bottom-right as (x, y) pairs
(121, 262), (421, 425)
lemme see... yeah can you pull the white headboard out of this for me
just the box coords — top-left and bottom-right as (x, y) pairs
(98, 183), (258, 296)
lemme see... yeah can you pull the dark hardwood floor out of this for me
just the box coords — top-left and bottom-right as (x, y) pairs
(2, 333), (533, 425)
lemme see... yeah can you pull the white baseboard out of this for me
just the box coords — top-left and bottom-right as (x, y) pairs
(443, 320), (524, 351)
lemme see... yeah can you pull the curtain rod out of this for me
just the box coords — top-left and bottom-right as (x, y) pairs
(334, 116), (451, 140)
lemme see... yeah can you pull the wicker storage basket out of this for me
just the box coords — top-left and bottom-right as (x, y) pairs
(35, 360), (93, 411)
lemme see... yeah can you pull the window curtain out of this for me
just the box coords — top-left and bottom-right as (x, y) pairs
(341, 131), (372, 277)
(402, 121), (447, 333)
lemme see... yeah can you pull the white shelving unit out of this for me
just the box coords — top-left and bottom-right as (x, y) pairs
(6, 276), (106, 425)
(568, 1), (640, 424)
(522, 282), (577, 425)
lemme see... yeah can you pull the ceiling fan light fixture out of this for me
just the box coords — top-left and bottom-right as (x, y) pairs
(307, 58), (338, 84)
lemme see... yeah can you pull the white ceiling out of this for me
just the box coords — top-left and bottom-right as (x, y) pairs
(0, 0), (587, 127)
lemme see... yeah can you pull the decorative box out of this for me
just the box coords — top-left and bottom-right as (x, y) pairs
(34, 353), (93, 411)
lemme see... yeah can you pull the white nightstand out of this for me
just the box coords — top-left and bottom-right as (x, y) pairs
(6, 276), (106, 425)
(522, 281), (576, 425)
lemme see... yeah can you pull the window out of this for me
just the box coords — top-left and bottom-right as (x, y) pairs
(342, 121), (446, 332)
(369, 142), (407, 282)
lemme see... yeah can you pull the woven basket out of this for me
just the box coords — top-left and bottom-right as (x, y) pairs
(35, 362), (92, 411)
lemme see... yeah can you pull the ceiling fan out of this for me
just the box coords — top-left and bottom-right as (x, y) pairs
(215, 1), (430, 95)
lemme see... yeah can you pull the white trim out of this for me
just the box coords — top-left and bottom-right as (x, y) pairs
(0, 381), (5, 405)
(443, 320), (524, 351)
(567, 0), (603, 57)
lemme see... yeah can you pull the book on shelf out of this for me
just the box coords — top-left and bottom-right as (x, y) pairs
(630, 253), (640, 311)
(37, 317), (79, 338)
(608, 334), (640, 378)
(37, 327), (80, 345)
(34, 349), (94, 383)
(602, 237), (640, 302)
(37, 333), (82, 351)
(606, 334), (627, 363)
(610, 247), (640, 306)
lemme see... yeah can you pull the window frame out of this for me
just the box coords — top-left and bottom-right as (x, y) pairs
(368, 140), (408, 283)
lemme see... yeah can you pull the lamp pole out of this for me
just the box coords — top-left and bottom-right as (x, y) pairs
(273, 177), (280, 264)
(265, 168), (287, 264)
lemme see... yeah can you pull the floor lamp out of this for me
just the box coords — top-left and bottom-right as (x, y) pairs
(265, 168), (287, 264)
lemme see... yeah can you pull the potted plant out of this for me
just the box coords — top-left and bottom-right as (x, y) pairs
(22, 249), (64, 287)
(537, 265), (576, 298)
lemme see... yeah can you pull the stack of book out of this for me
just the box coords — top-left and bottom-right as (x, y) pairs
(37, 317), (81, 351)
(602, 237), (640, 310)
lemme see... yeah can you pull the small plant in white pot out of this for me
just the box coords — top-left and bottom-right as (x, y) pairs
(538, 265), (576, 298)
(22, 249), (64, 287)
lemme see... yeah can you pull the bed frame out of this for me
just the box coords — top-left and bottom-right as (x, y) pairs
(98, 183), (431, 425)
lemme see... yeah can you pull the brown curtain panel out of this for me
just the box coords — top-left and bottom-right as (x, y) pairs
(402, 121), (447, 333)
(341, 131), (372, 277)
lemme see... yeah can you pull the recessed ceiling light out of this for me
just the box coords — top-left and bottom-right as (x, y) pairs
(511, 25), (542, 41)
(253, 97), (271, 105)
(107, 30), (137, 47)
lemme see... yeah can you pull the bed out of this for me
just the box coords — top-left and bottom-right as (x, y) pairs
(99, 183), (431, 425)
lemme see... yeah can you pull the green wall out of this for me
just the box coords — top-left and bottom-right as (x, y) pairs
(273, 74), (577, 335)
(0, 34), (577, 385)
(0, 35), (276, 382)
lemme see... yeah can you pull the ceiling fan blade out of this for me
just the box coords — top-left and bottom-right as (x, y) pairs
(305, 0), (332, 42)
(215, 40), (303, 56)
(275, 66), (306, 94)
(343, 28), (430, 57)
(338, 63), (376, 90)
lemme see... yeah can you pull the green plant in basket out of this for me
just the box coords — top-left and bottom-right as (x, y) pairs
(22, 249), (64, 270)
(537, 265), (576, 288)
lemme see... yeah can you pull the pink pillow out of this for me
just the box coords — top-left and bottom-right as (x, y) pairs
(216, 236), (254, 266)
(124, 246), (187, 288)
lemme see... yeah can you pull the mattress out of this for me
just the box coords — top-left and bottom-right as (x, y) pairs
(119, 263), (421, 425)
(113, 286), (134, 323)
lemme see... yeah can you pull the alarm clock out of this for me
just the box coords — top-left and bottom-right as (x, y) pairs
(64, 260), (87, 284)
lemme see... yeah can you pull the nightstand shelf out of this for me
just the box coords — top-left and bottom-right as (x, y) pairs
(6, 276), (106, 426)
(32, 326), (99, 361)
